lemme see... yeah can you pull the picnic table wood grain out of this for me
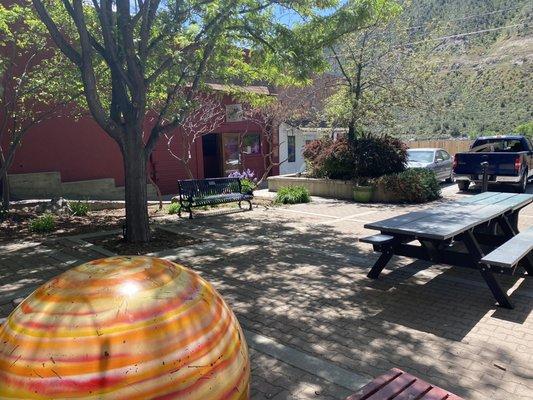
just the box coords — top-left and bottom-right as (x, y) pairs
(365, 193), (532, 240)
(362, 192), (533, 308)
(346, 368), (464, 400)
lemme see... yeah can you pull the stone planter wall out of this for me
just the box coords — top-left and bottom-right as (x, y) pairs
(267, 174), (354, 200)
(267, 174), (407, 203)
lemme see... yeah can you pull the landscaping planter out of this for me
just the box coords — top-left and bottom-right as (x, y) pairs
(353, 185), (374, 203)
(267, 174), (354, 200)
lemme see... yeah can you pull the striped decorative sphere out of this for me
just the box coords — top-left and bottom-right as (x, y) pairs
(0, 256), (250, 399)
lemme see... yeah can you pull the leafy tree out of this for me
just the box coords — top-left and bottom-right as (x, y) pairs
(515, 121), (533, 138)
(31, 0), (386, 242)
(324, 0), (435, 140)
(0, 2), (80, 210)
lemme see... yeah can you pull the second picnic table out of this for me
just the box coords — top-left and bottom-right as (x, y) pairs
(362, 192), (533, 309)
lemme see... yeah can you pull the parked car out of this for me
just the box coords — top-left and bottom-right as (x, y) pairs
(406, 148), (454, 182)
(453, 135), (533, 193)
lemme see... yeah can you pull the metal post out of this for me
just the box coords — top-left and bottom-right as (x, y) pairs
(480, 161), (489, 193)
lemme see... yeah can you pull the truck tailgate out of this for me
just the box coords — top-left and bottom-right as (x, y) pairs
(454, 153), (520, 176)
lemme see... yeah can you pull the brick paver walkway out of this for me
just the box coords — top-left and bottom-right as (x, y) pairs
(1, 186), (532, 399)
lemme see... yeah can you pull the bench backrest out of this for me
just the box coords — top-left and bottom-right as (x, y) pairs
(178, 178), (241, 200)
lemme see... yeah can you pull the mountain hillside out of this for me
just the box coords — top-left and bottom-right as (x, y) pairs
(395, 0), (532, 138)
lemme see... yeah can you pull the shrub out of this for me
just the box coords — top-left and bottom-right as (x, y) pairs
(167, 203), (181, 215)
(303, 136), (407, 182)
(240, 178), (255, 194)
(302, 138), (330, 178)
(352, 136), (407, 182)
(68, 200), (89, 216)
(375, 168), (441, 203)
(30, 214), (56, 233)
(275, 186), (311, 204)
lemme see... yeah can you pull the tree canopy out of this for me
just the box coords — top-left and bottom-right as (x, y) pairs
(30, 0), (389, 242)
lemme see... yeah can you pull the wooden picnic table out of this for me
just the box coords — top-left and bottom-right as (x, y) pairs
(363, 192), (533, 309)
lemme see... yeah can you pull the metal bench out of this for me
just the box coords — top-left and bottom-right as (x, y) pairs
(177, 177), (253, 219)
(346, 368), (464, 400)
(481, 226), (533, 274)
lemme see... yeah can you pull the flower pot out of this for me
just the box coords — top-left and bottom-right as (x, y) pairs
(353, 185), (374, 203)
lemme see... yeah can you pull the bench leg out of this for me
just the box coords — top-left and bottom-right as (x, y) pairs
(462, 230), (513, 309)
(368, 249), (394, 279)
(479, 266), (513, 309)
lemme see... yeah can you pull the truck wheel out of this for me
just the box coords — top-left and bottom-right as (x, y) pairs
(458, 181), (470, 191)
(516, 170), (528, 193)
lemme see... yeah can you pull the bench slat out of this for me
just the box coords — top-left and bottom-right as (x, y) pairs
(346, 369), (464, 400)
(346, 368), (403, 400)
(481, 227), (533, 268)
(360, 234), (395, 245)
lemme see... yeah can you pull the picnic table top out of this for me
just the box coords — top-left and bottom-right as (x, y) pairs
(364, 192), (533, 241)
(346, 368), (464, 400)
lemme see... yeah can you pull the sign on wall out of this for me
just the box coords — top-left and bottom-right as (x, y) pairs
(225, 104), (243, 122)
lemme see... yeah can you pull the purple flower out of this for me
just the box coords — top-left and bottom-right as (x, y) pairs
(228, 169), (257, 182)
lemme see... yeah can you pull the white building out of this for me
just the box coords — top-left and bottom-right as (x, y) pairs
(278, 122), (346, 175)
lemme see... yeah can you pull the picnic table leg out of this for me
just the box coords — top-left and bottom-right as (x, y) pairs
(367, 247), (394, 279)
(462, 230), (513, 309)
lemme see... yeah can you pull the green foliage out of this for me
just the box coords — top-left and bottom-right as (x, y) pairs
(303, 136), (407, 182)
(386, 0), (532, 138)
(30, 214), (56, 233)
(515, 122), (533, 138)
(167, 203), (182, 215)
(240, 179), (255, 195)
(275, 186), (311, 205)
(68, 200), (89, 216)
(375, 168), (441, 203)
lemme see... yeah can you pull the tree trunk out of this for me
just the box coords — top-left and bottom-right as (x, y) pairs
(348, 121), (356, 142)
(122, 135), (150, 243)
(1, 175), (9, 211)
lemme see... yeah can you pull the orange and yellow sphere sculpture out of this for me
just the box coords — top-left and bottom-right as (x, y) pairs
(0, 256), (250, 399)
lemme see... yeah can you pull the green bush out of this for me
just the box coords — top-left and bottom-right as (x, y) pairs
(167, 203), (181, 215)
(30, 214), (56, 233)
(375, 168), (441, 203)
(240, 178), (255, 194)
(275, 186), (311, 205)
(68, 200), (89, 216)
(351, 136), (407, 182)
(302, 136), (407, 182)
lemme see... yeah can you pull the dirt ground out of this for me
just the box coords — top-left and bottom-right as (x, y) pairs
(0, 205), (167, 243)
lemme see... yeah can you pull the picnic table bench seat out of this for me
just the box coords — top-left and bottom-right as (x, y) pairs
(481, 226), (533, 272)
(362, 192), (533, 308)
(346, 368), (464, 400)
(177, 177), (253, 219)
(360, 234), (395, 246)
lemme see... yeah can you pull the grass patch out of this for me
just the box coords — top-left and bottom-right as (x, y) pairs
(275, 186), (311, 205)
(68, 200), (89, 216)
(167, 203), (181, 215)
(30, 214), (56, 233)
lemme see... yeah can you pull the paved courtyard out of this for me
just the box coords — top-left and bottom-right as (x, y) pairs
(1, 185), (532, 399)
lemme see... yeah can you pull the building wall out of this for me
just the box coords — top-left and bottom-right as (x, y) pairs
(4, 94), (277, 197)
(279, 123), (320, 175)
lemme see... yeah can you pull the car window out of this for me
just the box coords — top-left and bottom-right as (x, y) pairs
(471, 138), (525, 152)
(435, 151), (445, 161)
(407, 150), (434, 163)
(440, 150), (451, 160)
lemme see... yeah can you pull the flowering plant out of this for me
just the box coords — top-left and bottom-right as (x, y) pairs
(228, 169), (257, 194)
(228, 169), (257, 183)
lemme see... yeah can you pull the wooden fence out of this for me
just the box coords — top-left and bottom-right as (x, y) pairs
(406, 140), (473, 155)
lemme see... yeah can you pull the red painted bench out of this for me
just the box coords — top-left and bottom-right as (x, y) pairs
(346, 368), (464, 400)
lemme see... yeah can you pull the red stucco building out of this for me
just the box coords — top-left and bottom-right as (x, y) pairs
(4, 87), (278, 198)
